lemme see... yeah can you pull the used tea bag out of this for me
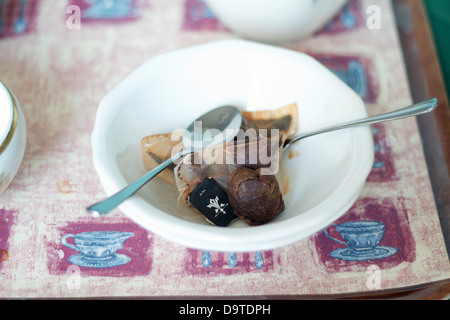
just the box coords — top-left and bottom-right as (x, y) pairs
(174, 103), (298, 209)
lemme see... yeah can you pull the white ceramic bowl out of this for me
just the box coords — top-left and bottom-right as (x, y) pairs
(91, 40), (374, 252)
(204, 0), (349, 43)
(0, 81), (26, 194)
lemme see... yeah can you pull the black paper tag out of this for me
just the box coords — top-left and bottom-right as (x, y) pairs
(188, 178), (237, 227)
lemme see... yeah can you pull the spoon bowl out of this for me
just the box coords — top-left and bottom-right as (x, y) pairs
(183, 105), (243, 151)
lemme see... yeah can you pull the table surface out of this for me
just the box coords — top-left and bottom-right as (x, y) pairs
(0, 0), (449, 299)
(384, 0), (450, 300)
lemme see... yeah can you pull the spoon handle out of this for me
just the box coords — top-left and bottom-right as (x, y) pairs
(87, 152), (185, 216)
(284, 98), (437, 149)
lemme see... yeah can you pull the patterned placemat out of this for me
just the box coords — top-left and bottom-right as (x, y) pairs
(0, 0), (449, 298)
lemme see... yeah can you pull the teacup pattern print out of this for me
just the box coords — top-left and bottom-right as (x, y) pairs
(47, 221), (154, 277)
(312, 54), (379, 103)
(69, 0), (142, 21)
(61, 231), (135, 268)
(323, 221), (398, 261)
(318, 0), (364, 34)
(182, 0), (227, 31)
(315, 197), (416, 273)
(0, 0), (39, 38)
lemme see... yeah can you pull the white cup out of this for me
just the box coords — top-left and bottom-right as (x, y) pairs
(204, 0), (349, 44)
(0, 81), (26, 194)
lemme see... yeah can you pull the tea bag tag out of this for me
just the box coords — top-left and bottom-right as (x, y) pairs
(188, 177), (237, 227)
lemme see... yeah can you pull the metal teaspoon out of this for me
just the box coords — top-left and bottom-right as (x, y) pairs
(283, 98), (438, 150)
(87, 105), (242, 216)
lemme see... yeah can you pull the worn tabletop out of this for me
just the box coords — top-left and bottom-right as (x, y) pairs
(0, 0), (449, 298)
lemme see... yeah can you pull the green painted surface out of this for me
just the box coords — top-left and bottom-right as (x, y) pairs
(423, 0), (450, 99)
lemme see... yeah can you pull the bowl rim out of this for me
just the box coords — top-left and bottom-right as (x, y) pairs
(91, 39), (374, 252)
(0, 81), (19, 156)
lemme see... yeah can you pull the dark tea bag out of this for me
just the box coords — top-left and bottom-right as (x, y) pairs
(188, 177), (237, 227)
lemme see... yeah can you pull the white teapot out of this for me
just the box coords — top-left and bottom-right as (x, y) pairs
(0, 81), (26, 194)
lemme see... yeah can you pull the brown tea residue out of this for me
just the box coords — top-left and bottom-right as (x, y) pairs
(277, 164), (290, 196)
(0, 249), (9, 262)
(288, 149), (300, 159)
